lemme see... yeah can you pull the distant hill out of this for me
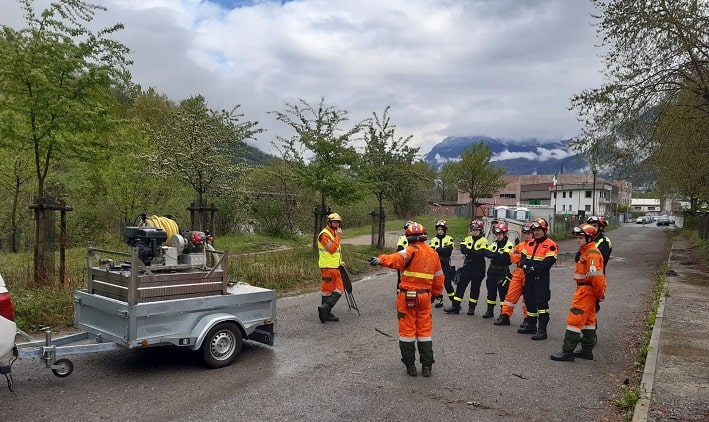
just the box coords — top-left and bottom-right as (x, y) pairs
(423, 136), (589, 175)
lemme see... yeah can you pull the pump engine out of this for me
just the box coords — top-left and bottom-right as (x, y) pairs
(124, 215), (210, 267)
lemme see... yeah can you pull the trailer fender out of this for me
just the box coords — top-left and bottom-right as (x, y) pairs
(191, 313), (245, 351)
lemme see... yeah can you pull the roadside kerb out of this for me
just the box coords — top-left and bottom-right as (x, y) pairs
(631, 241), (671, 422)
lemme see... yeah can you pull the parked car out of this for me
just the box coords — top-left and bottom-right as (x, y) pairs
(636, 216), (653, 224)
(0, 273), (17, 360)
(657, 215), (671, 226)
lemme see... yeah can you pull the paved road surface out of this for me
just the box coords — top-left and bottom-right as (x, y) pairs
(0, 224), (675, 421)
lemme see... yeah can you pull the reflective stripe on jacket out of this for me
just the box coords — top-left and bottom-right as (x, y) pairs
(318, 227), (341, 268)
(378, 243), (444, 297)
(573, 242), (606, 300)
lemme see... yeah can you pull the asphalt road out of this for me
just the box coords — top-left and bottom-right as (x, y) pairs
(0, 223), (668, 422)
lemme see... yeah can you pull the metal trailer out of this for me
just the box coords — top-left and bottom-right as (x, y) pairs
(8, 246), (276, 386)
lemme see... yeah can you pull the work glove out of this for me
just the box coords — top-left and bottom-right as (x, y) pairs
(522, 264), (535, 274)
(368, 257), (380, 266)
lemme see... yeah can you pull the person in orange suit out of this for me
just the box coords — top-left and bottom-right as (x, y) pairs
(317, 213), (344, 323)
(551, 223), (606, 361)
(369, 222), (445, 377)
(493, 222), (534, 326)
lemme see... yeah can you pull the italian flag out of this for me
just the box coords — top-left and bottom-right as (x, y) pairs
(549, 171), (558, 189)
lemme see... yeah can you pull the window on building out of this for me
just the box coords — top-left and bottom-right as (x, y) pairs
(562, 192), (567, 198)
(562, 205), (566, 211)
(499, 193), (516, 199)
(585, 191), (592, 198)
(585, 205), (592, 211)
(648, 206), (656, 211)
(529, 199), (541, 205)
(569, 191), (573, 198)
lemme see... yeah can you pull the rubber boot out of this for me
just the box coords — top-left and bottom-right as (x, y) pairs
(574, 329), (597, 360)
(418, 341), (434, 377)
(317, 292), (341, 323)
(518, 317), (537, 334)
(467, 303), (476, 315)
(326, 292), (341, 321)
(399, 341), (417, 376)
(443, 301), (461, 314)
(551, 330), (581, 361)
(317, 296), (329, 323)
(532, 314), (549, 340)
(493, 314), (510, 326)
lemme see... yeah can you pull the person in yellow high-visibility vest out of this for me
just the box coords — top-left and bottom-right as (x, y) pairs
(317, 213), (344, 323)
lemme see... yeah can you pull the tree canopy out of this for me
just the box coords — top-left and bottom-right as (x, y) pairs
(571, 0), (709, 205)
(443, 142), (506, 219)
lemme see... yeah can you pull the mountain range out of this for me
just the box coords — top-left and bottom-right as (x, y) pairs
(423, 136), (589, 176)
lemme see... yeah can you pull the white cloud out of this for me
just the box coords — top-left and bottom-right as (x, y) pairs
(491, 147), (575, 162)
(0, 0), (604, 155)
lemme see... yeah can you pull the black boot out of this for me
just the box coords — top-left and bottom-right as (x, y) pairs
(467, 303), (476, 315)
(318, 292), (341, 323)
(551, 330), (581, 361)
(493, 314), (510, 326)
(482, 304), (495, 318)
(574, 329), (597, 360)
(532, 314), (549, 340)
(417, 341), (434, 378)
(518, 317), (537, 334)
(317, 296), (328, 323)
(399, 341), (417, 376)
(443, 301), (461, 314)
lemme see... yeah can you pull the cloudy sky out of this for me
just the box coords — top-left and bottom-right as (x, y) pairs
(1, 0), (606, 156)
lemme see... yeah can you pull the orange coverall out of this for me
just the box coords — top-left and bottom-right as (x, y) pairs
(377, 242), (445, 341)
(567, 242), (606, 332)
(500, 239), (532, 317)
(319, 226), (343, 296)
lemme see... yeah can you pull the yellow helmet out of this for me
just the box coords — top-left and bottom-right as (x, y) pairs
(327, 213), (342, 222)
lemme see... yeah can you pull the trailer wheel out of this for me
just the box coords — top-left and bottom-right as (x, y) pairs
(201, 322), (243, 368)
(51, 359), (74, 378)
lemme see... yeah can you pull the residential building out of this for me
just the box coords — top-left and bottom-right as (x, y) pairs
(457, 174), (632, 218)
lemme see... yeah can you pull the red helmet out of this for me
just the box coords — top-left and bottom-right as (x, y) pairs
(404, 220), (415, 230)
(469, 219), (483, 230)
(530, 218), (549, 232)
(572, 223), (597, 240)
(586, 216), (608, 229)
(522, 222), (533, 233)
(492, 223), (508, 234)
(405, 222), (426, 236)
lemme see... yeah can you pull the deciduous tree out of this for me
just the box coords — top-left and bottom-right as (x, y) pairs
(444, 142), (506, 219)
(358, 106), (420, 247)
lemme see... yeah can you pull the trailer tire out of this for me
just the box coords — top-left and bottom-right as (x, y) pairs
(201, 322), (243, 368)
(51, 358), (74, 378)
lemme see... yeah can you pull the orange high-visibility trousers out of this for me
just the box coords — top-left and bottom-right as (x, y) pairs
(397, 291), (433, 341)
(566, 286), (598, 331)
(501, 267), (527, 317)
(320, 267), (344, 296)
